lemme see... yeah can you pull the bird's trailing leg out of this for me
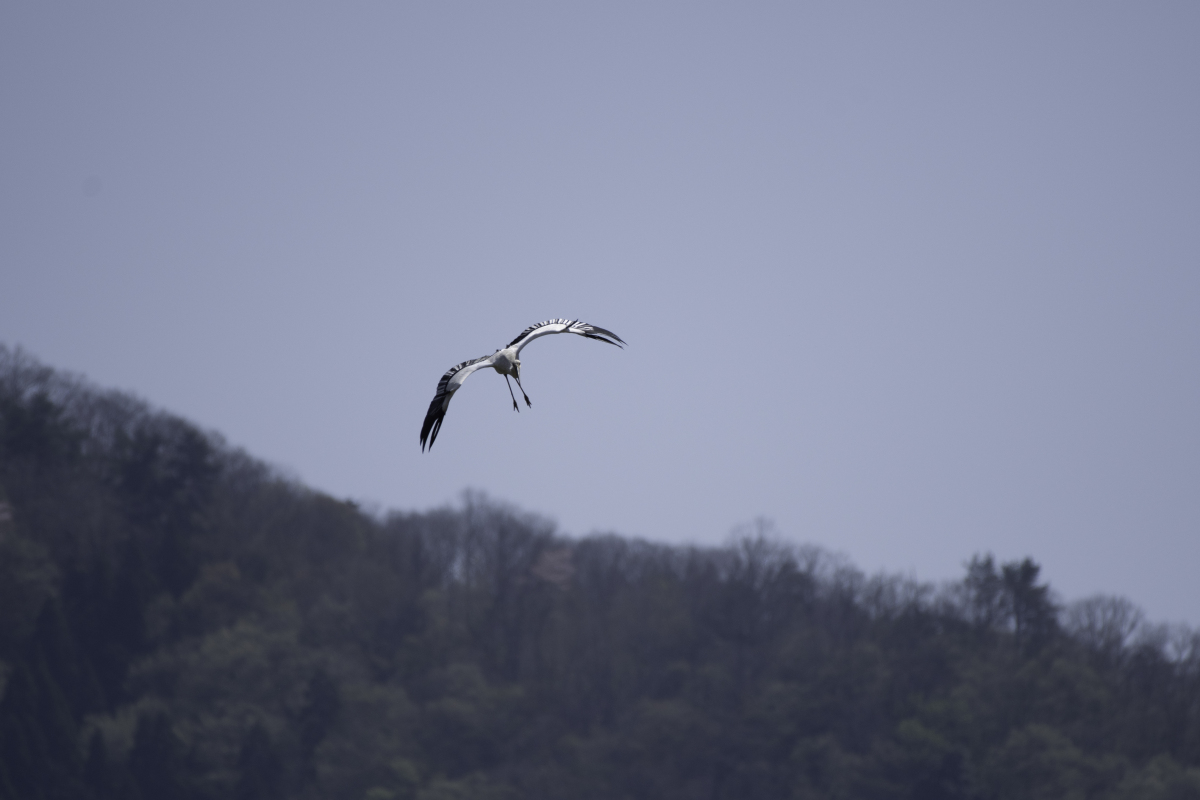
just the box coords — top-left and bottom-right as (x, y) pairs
(513, 374), (532, 408)
(504, 375), (520, 411)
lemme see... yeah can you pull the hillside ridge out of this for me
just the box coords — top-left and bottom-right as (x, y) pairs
(1, 344), (1198, 800)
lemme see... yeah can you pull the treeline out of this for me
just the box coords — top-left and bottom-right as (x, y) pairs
(1, 344), (1198, 800)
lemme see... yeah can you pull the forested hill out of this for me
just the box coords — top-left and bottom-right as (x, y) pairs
(1, 345), (1198, 800)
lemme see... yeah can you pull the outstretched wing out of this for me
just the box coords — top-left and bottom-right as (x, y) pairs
(508, 319), (625, 356)
(420, 355), (495, 451)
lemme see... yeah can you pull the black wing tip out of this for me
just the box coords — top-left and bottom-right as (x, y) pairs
(584, 334), (623, 348)
(420, 401), (446, 452)
(584, 325), (625, 347)
(420, 416), (443, 452)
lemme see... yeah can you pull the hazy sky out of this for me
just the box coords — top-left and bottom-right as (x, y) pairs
(3, 3), (1198, 625)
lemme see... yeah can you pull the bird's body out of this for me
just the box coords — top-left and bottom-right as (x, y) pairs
(420, 319), (624, 451)
(491, 347), (519, 376)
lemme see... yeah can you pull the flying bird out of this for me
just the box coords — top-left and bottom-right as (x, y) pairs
(420, 319), (625, 451)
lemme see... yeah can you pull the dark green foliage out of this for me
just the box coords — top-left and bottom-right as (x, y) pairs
(236, 723), (283, 800)
(31, 599), (106, 720)
(84, 730), (109, 798)
(128, 712), (186, 800)
(2, 344), (1200, 799)
(84, 728), (141, 800)
(297, 670), (339, 787)
(0, 660), (84, 799)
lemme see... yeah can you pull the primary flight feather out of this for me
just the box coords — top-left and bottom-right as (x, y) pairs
(420, 319), (625, 451)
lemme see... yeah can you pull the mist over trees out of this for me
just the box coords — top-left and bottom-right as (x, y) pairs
(1, 344), (1198, 800)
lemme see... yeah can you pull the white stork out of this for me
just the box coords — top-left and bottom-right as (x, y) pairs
(420, 319), (625, 451)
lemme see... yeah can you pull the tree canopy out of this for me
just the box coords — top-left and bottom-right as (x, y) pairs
(1, 344), (1198, 799)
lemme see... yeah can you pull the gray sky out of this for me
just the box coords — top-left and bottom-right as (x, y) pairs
(3, 3), (1198, 625)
